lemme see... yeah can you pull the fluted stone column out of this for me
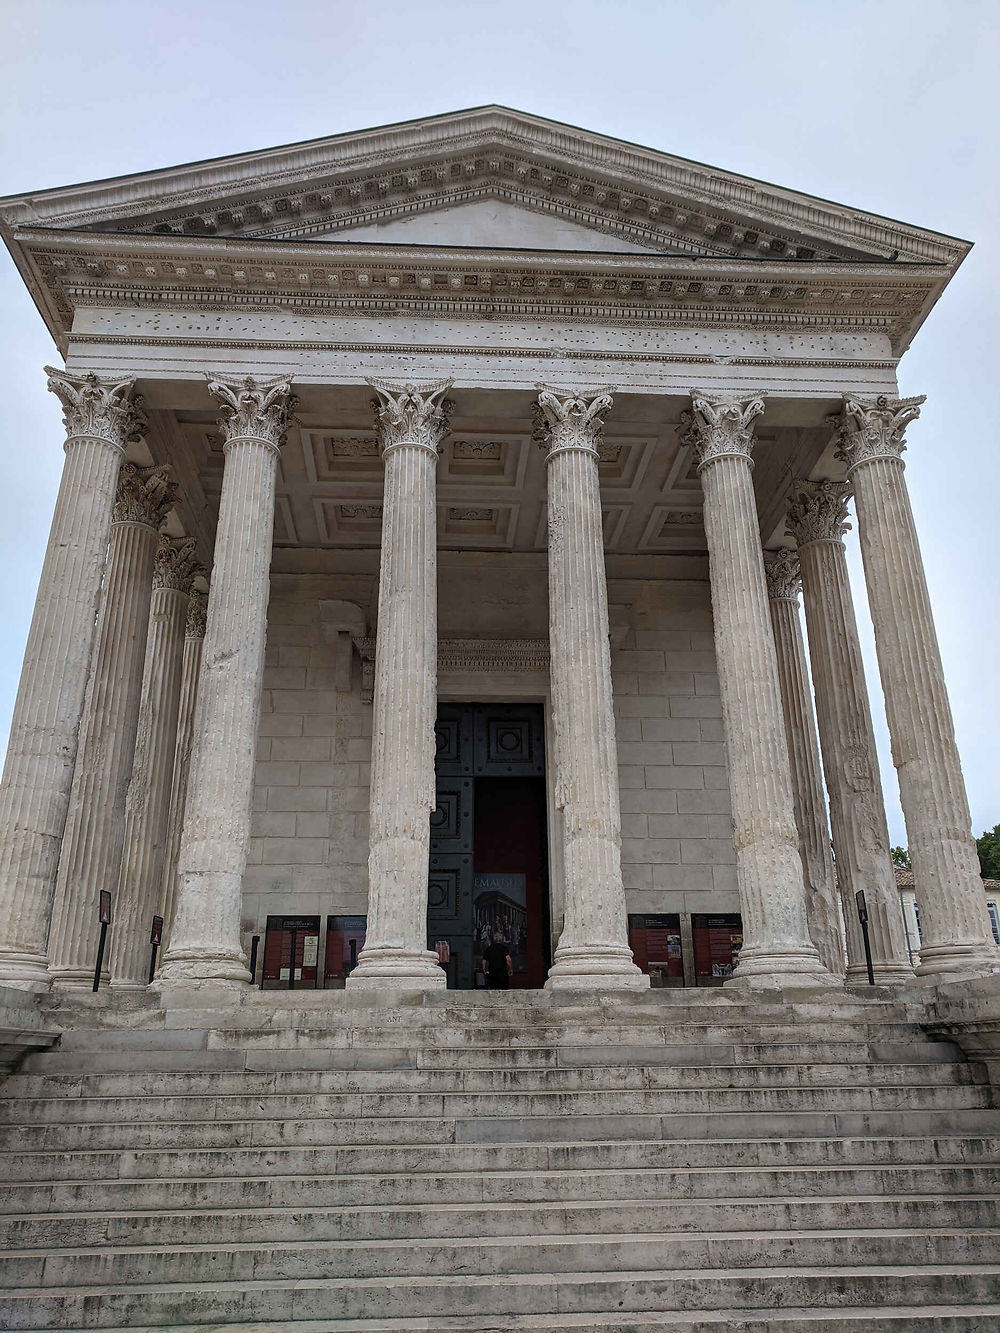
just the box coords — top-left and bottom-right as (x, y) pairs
(110, 537), (201, 987)
(684, 393), (833, 987)
(837, 395), (1000, 980)
(763, 550), (844, 977)
(159, 588), (207, 957)
(48, 464), (177, 987)
(534, 386), (647, 991)
(786, 480), (913, 985)
(348, 380), (452, 991)
(0, 370), (144, 989)
(159, 375), (294, 989)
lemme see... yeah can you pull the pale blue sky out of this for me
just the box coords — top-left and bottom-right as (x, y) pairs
(1, 0), (998, 847)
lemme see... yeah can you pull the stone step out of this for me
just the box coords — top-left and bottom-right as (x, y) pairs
(4, 1160), (998, 1213)
(2, 1263), (998, 1327)
(3, 1193), (998, 1251)
(13, 1037), (968, 1080)
(5, 1129), (998, 1183)
(0, 1064), (983, 1124)
(3, 1227), (999, 1289)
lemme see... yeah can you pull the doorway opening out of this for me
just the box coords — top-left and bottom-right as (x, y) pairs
(428, 702), (551, 988)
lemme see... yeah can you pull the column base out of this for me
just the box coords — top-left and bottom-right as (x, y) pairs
(156, 947), (252, 988)
(545, 944), (650, 992)
(0, 950), (52, 992)
(727, 945), (841, 989)
(913, 938), (1000, 984)
(845, 961), (915, 987)
(346, 946), (447, 992)
(49, 967), (102, 991)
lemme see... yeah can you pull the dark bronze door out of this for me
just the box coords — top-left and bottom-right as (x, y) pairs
(428, 704), (548, 988)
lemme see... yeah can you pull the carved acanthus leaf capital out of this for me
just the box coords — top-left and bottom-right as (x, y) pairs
(367, 378), (454, 455)
(185, 588), (208, 639)
(680, 392), (765, 471)
(153, 535), (202, 593)
(531, 384), (616, 458)
(786, 479), (853, 547)
(763, 548), (801, 601)
(206, 374), (297, 453)
(46, 366), (148, 453)
(834, 393), (925, 471)
(112, 463), (178, 529)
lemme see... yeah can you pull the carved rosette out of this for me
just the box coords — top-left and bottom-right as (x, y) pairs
(531, 384), (615, 458)
(184, 589), (208, 639)
(367, 378), (454, 456)
(763, 549), (801, 602)
(46, 366), (148, 453)
(153, 535), (202, 593)
(786, 479), (853, 547)
(834, 393), (925, 472)
(112, 464), (178, 529)
(681, 392), (766, 471)
(206, 374), (297, 455)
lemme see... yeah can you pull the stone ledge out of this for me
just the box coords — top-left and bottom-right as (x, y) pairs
(0, 983), (60, 1076)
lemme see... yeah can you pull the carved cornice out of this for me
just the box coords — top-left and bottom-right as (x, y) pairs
(763, 548), (801, 601)
(834, 393), (925, 472)
(681, 391), (765, 471)
(367, 378), (454, 456)
(532, 385), (615, 459)
(112, 463), (177, 528)
(152, 534), (201, 592)
(185, 588), (208, 638)
(351, 633), (549, 704)
(206, 373), (297, 453)
(45, 366), (147, 452)
(786, 479), (852, 546)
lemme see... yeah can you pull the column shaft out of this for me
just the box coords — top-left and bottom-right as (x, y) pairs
(159, 375), (294, 989)
(788, 481), (913, 984)
(535, 386), (646, 991)
(764, 552), (843, 977)
(48, 465), (176, 985)
(840, 394), (999, 979)
(159, 592), (206, 956)
(0, 370), (143, 989)
(348, 380), (452, 990)
(686, 394), (832, 986)
(110, 538), (199, 987)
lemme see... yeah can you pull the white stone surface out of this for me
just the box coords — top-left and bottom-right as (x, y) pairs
(0, 370), (143, 989)
(347, 380), (452, 991)
(158, 591), (206, 956)
(48, 464), (176, 988)
(533, 387), (646, 991)
(686, 393), (833, 987)
(786, 480), (913, 985)
(159, 376), (294, 989)
(763, 550), (844, 977)
(839, 395), (1000, 981)
(110, 537), (200, 988)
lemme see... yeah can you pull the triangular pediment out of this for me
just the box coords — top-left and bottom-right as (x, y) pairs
(301, 196), (661, 253)
(0, 107), (968, 268)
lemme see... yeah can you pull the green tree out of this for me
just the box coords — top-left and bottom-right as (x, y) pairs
(890, 846), (911, 869)
(976, 825), (1000, 879)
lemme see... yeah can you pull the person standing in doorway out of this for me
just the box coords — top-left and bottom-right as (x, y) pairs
(482, 931), (512, 989)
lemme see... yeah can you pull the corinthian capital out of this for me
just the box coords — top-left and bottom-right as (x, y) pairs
(46, 366), (148, 453)
(153, 535), (202, 592)
(786, 479), (853, 547)
(531, 384), (615, 458)
(763, 548), (801, 602)
(834, 393), (925, 471)
(112, 463), (178, 528)
(680, 392), (765, 471)
(367, 378), (454, 455)
(206, 374), (297, 453)
(185, 588), (208, 638)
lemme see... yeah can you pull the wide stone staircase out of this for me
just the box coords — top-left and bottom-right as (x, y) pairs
(0, 987), (999, 1331)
